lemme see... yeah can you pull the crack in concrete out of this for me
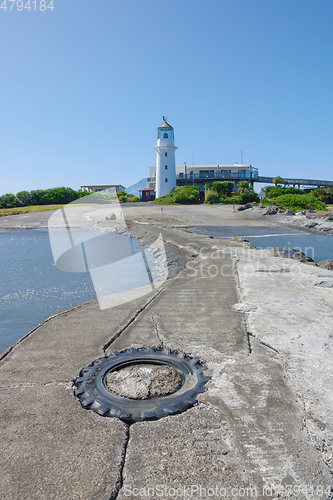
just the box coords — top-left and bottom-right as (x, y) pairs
(103, 282), (171, 353)
(233, 253), (280, 356)
(247, 332), (280, 354)
(246, 332), (253, 354)
(111, 423), (130, 500)
(151, 312), (165, 348)
(233, 255), (252, 356)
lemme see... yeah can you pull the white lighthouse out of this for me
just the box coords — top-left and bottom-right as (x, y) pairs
(154, 117), (177, 199)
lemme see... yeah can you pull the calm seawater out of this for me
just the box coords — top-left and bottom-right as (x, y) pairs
(247, 233), (333, 263)
(0, 230), (97, 354)
(0, 229), (158, 355)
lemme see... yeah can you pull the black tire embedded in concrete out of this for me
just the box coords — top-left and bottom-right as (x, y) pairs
(74, 347), (210, 424)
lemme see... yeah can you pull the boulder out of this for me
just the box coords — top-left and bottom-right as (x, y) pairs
(305, 222), (318, 228)
(237, 203), (252, 211)
(285, 209), (295, 216)
(262, 207), (278, 215)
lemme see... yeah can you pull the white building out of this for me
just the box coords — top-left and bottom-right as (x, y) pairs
(148, 164), (258, 190)
(80, 184), (125, 193)
(154, 118), (177, 198)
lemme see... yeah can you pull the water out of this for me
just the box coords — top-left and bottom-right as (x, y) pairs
(183, 224), (333, 262)
(0, 230), (97, 354)
(246, 233), (333, 263)
(0, 229), (159, 355)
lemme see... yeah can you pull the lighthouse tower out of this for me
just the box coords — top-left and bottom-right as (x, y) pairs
(155, 117), (178, 199)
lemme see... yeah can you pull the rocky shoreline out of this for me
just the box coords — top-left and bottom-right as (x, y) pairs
(258, 204), (333, 234)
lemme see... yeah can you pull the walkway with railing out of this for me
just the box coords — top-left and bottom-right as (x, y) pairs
(147, 172), (333, 188)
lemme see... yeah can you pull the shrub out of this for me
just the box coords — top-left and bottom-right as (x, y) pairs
(210, 181), (234, 197)
(313, 188), (333, 204)
(273, 193), (326, 211)
(170, 186), (200, 204)
(236, 190), (259, 204)
(205, 189), (220, 204)
(238, 180), (250, 190)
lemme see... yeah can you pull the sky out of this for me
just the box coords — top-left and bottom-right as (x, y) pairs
(0, 0), (332, 195)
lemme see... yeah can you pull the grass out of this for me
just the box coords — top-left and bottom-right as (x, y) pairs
(151, 194), (180, 205)
(0, 204), (65, 217)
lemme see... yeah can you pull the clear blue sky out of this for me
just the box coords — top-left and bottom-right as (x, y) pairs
(0, 0), (332, 195)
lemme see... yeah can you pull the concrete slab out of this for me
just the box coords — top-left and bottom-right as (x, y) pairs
(0, 383), (127, 500)
(117, 404), (248, 500)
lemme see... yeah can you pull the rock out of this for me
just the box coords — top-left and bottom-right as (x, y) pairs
(297, 211), (306, 215)
(262, 207), (278, 215)
(105, 213), (117, 220)
(106, 364), (182, 400)
(272, 248), (315, 263)
(316, 280), (333, 288)
(305, 222), (318, 228)
(320, 227), (333, 233)
(326, 216), (333, 221)
(317, 259), (333, 270)
(232, 237), (256, 248)
(285, 209), (295, 216)
(237, 203), (252, 211)
(290, 248), (315, 262)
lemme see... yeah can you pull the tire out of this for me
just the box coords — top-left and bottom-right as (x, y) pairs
(74, 347), (210, 424)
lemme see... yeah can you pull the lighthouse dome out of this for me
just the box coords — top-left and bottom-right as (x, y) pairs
(157, 118), (174, 140)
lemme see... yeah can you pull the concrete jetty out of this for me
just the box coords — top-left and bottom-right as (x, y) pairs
(1, 205), (332, 499)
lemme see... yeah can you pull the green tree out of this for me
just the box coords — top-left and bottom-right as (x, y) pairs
(273, 176), (285, 186)
(16, 190), (31, 206)
(0, 193), (18, 208)
(117, 190), (127, 197)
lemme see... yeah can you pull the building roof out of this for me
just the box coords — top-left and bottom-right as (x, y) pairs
(80, 184), (125, 189)
(140, 188), (155, 191)
(158, 120), (173, 129)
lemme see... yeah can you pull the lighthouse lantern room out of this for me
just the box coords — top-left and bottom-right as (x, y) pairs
(154, 117), (177, 199)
